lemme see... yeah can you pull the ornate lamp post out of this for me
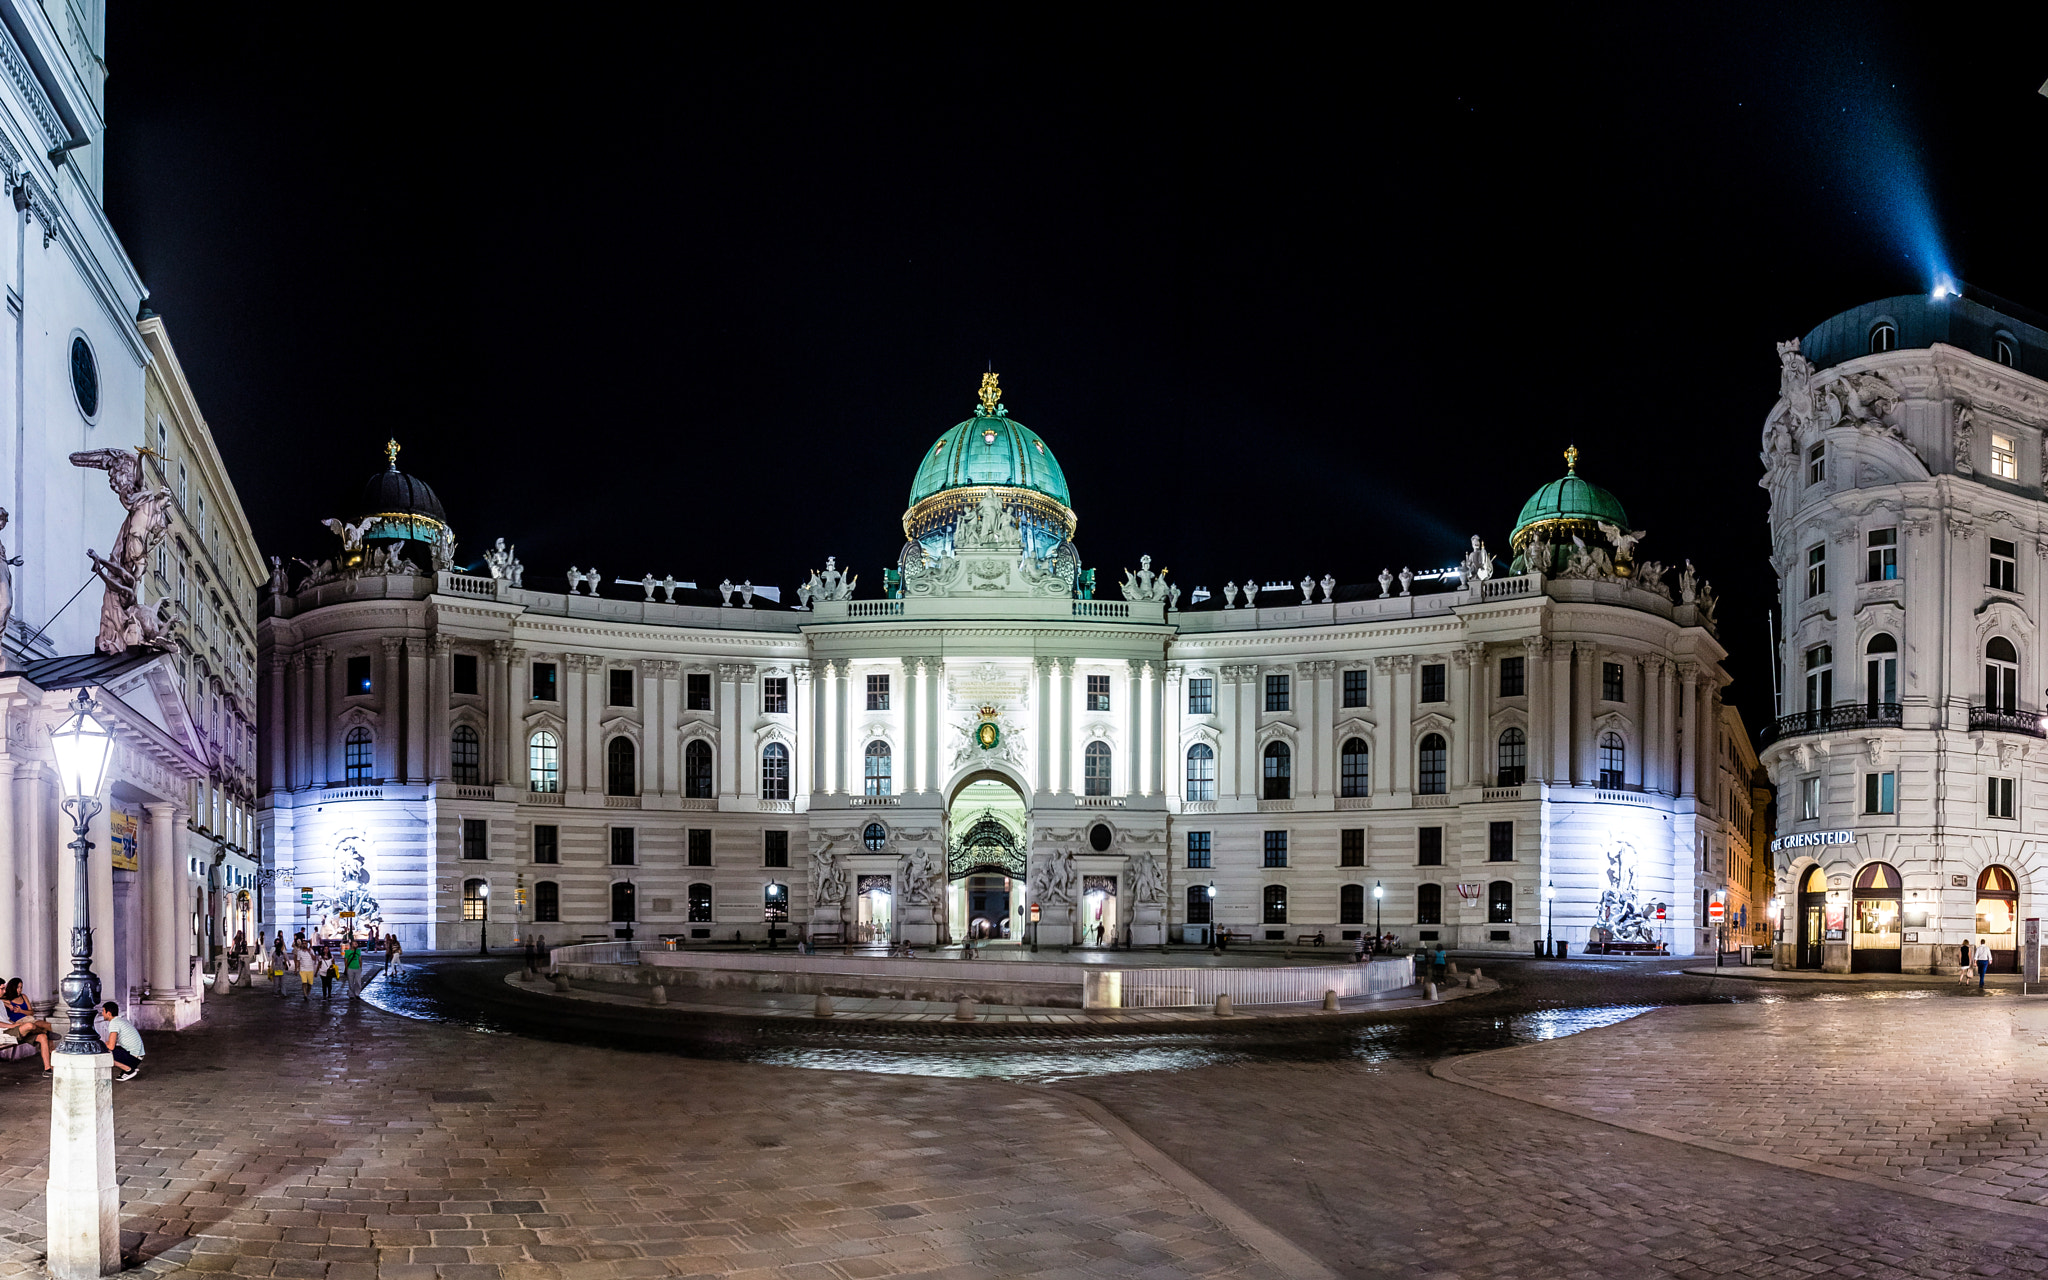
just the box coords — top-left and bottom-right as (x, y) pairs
(1372, 881), (1383, 947)
(46, 689), (118, 1278)
(1545, 880), (1557, 959)
(476, 880), (490, 956)
(1205, 882), (1217, 952)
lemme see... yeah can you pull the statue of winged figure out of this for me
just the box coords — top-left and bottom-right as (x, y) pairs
(321, 517), (376, 562)
(1596, 522), (1647, 565)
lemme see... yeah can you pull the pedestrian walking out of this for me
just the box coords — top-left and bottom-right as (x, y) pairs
(271, 941), (288, 996)
(294, 941), (316, 999)
(385, 934), (401, 967)
(344, 940), (363, 999)
(319, 956), (336, 999)
(1433, 944), (1447, 983)
(1977, 937), (1994, 990)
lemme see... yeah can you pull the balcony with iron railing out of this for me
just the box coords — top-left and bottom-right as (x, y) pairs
(1761, 702), (1903, 748)
(1968, 705), (2045, 737)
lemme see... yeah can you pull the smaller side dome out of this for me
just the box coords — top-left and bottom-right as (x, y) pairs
(1511, 446), (1628, 549)
(358, 438), (452, 547)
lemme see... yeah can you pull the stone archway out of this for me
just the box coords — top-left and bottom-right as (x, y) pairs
(943, 769), (1030, 943)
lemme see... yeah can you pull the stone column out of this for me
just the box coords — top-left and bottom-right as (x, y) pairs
(1550, 641), (1572, 785)
(1679, 662), (1701, 798)
(1659, 657), (1679, 795)
(582, 657), (603, 796)
(1125, 660), (1142, 796)
(1626, 655), (1647, 790)
(288, 653), (307, 789)
(899, 659), (916, 795)
(1149, 661), (1166, 796)
(265, 655), (287, 794)
(22, 766), (53, 1008)
(792, 663), (812, 800)
(1058, 660), (1076, 794)
(87, 802), (114, 992)
(1311, 660), (1336, 798)
(146, 801), (179, 997)
(924, 658), (941, 794)
(814, 661), (833, 795)
(1391, 656), (1415, 796)
(406, 639), (430, 783)
(375, 639), (402, 782)
(0, 758), (15, 985)
(428, 636), (452, 781)
(1164, 667), (1184, 800)
(1371, 657), (1394, 799)
(1037, 659), (1054, 795)
(1448, 650), (1472, 791)
(311, 648), (332, 785)
(1237, 666), (1259, 798)
(738, 666), (760, 796)
(491, 641), (514, 786)
(1521, 638), (1546, 786)
(718, 663), (741, 797)
(833, 662), (848, 796)
(639, 661), (660, 797)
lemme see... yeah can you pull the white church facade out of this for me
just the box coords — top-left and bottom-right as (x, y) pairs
(260, 376), (1743, 957)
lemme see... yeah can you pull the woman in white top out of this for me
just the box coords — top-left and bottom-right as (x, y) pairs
(294, 944), (316, 999)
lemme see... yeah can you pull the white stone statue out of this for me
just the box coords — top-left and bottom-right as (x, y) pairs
(1222, 581), (1238, 609)
(1036, 848), (1077, 907)
(431, 534), (457, 572)
(1398, 567), (1413, 596)
(1776, 338), (1815, 424)
(71, 449), (176, 654)
(1299, 575), (1314, 602)
(659, 575), (679, 602)
(1633, 559), (1668, 592)
(810, 840), (848, 907)
(1243, 580), (1260, 607)
(1120, 555), (1171, 602)
(903, 847), (943, 906)
(320, 516), (375, 565)
(795, 570), (819, 610)
(717, 578), (735, 606)
(816, 556), (856, 601)
(1954, 404), (1976, 474)
(1320, 574), (1336, 603)
(268, 554), (288, 598)
(0, 508), (19, 664)
(636, 573), (658, 600)
(1679, 559), (1698, 604)
(1164, 582), (1181, 611)
(1460, 534), (1495, 583)
(1377, 569), (1393, 598)
(1522, 530), (1553, 577)
(1128, 851), (1165, 905)
(483, 538), (525, 586)
(957, 489), (1021, 549)
(567, 566), (601, 595)
(1697, 580), (1719, 629)
(1596, 523), (1645, 567)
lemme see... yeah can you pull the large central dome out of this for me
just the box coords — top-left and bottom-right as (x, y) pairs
(907, 394), (1072, 510)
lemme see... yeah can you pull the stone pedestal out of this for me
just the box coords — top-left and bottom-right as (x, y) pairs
(1130, 901), (1165, 947)
(47, 1051), (118, 1279)
(1823, 941), (1852, 974)
(1035, 903), (1075, 948)
(898, 903), (939, 948)
(809, 905), (843, 939)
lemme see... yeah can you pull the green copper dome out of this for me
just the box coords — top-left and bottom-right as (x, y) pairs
(1511, 446), (1628, 546)
(907, 375), (1072, 510)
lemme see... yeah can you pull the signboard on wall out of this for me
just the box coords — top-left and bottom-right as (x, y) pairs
(109, 809), (139, 872)
(2028, 918), (2041, 984)
(1769, 830), (1855, 854)
(1824, 900), (1847, 941)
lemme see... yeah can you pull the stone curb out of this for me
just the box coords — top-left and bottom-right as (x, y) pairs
(1429, 1004), (2048, 1225)
(500, 968), (1498, 1033)
(1679, 965), (2021, 985)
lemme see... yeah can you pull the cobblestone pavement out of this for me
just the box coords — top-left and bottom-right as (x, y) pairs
(0, 981), (1308, 1279)
(1063, 967), (2048, 1279)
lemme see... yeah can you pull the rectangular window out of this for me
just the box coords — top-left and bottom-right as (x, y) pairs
(533, 881), (559, 923)
(1991, 776), (2016, 819)
(762, 677), (789, 714)
(1994, 432), (2019, 480)
(688, 883), (713, 923)
(452, 653), (479, 696)
(867, 673), (890, 710)
(1991, 538), (2018, 592)
(764, 830), (789, 868)
(687, 672), (711, 711)
(532, 662), (557, 702)
(1601, 661), (1624, 702)
(1418, 826), (1443, 866)
(688, 828), (712, 866)
(1807, 441), (1825, 486)
(1265, 674), (1290, 712)
(532, 824), (559, 864)
(1342, 669), (1369, 707)
(346, 655), (372, 695)
(1419, 663), (1446, 703)
(1800, 775), (1821, 821)
(1866, 527), (1898, 581)
(1187, 677), (1214, 715)
(1087, 674), (1111, 711)
(1806, 543), (1827, 598)
(1263, 831), (1288, 868)
(1186, 831), (1211, 869)
(1863, 771), (1895, 815)
(610, 828), (636, 866)
(609, 668), (635, 707)
(1340, 828), (1364, 867)
(461, 818), (488, 860)
(1499, 656), (1524, 698)
(1488, 821), (1514, 862)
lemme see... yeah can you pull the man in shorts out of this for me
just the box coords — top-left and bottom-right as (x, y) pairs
(96, 1001), (145, 1080)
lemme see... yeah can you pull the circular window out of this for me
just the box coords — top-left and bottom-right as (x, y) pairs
(1088, 823), (1113, 852)
(862, 822), (886, 851)
(69, 335), (98, 419)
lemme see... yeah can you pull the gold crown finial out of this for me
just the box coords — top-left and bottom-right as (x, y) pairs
(386, 437), (401, 469)
(978, 371), (1001, 415)
(1564, 444), (1579, 474)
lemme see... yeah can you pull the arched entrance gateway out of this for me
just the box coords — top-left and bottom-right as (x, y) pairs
(1850, 862), (1902, 973)
(1796, 864), (1829, 970)
(945, 773), (1030, 944)
(1977, 866), (2021, 973)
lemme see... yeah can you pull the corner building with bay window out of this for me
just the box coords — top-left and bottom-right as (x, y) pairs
(1762, 290), (2048, 973)
(259, 379), (1740, 955)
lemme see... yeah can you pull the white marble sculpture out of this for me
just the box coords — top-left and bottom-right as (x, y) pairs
(903, 847), (943, 906)
(1128, 850), (1165, 905)
(718, 578), (735, 606)
(809, 840), (848, 907)
(1596, 523), (1646, 568)
(1243, 580), (1260, 608)
(740, 580), (755, 608)
(320, 516), (375, 568)
(1461, 535), (1496, 583)
(1222, 581), (1238, 609)
(1320, 573), (1337, 602)
(1036, 847), (1077, 907)
(1679, 559), (1698, 604)
(71, 448), (176, 654)
(1299, 575), (1314, 603)
(1120, 555), (1171, 602)
(1378, 569), (1393, 598)
(567, 566), (601, 595)
(1398, 567), (1413, 596)
(484, 538), (524, 586)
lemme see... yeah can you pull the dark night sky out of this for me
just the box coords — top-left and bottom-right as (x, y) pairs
(100, 5), (2048, 731)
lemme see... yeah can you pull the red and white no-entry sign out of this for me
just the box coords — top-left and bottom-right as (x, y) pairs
(1708, 900), (1725, 922)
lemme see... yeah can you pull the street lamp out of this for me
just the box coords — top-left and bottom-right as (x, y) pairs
(1206, 882), (1218, 952)
(1545, 880), (1557, 959)
(1373, 881), (1383, 948)
(47, 689), (117, 1279)
(475, 879), (490, 956)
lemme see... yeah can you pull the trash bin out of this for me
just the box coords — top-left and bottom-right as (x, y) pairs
(1533, 940), (1546, 958)
(1556, 941), (1569, 960)
(1739, 945), (1753, 965)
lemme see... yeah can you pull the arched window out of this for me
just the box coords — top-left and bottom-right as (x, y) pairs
(688, 882), (713, 922)
(532, 881), (559, 923)
(1487, 880), (1514, 923)
(1340, 883), (1365, 925)
(606, 736), (637, 797)
(1866, 634), (1898, 712)
(1987, 636), (2020, 713)
(864, 741), (892, 796)
(344, 727), (374, 783)
(1496, 728), (1526, 788)
(450, 725), (481, 785)
(761, 743), (790, 801)
(1417, 882), (1442, 925)
(1185, 883), (1212, 925)
(684, 739), (713, 798)
(1262, 741), (1292, 800)
(610, 881), (635, 922)
(1185, 743), (1216, 801)
(1598, 732), (1625, 789)
(1341, 738), (1370, 797)
(1417, 733), (1447, 795)
(461, 878), (487, 922)
(1869, 321), (1896, 353)
(1996, 335), (2016, 367)
(1084, 741), (1112, 797)
(528, 731), (559, 793)
(1262, 884), (1288, 924)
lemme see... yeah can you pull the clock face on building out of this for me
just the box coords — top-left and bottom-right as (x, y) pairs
(976, 721), (1000, 751)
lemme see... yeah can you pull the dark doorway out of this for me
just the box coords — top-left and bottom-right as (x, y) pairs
(1796, 864), (1827, 970)
(967, 874), (1011, 939)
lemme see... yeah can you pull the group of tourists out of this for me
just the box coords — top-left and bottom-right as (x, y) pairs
(1, 977), (145, 1079)
(255, 931), (396, 1000)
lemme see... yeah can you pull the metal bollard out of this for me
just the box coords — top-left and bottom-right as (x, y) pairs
(1214, 993), (1233, 1016)
(814, 993), (834, 1018)
(1426, 982), (1438, 1001)
(648, 984), (666, 1005)
(954, 997), (976, 1022)
(552, 973), (570, 992)
(1322, 990), (1338, 1011)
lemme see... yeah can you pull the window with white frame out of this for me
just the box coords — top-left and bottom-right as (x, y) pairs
(1866, 527), (1897, 581)
(1804, 645), (1833, 712)
(1993, 432), (2019, 480)
(1341, 738), (1370, 797)
(1799, 775), (1821, 820)
(1084, 741), (1112, 796)
(1990, 776), (2016, 819)
(1985, 636), (2020, 712)
(1597, 732), (1625, 789)
(1865, 634), (1897, 711)
(1990, 538), (2018, 592)
(1806, 543), (1827, 597)
(1187, 677), (1213, 715)
(1807, 441), (1825, 486)
(1185, 743), (1216, 800)
(867, 674), (890, 711)
(864, 740), (892, 796)
(1086, 674), (1110, 711)
(1863, 771), (1895, 815)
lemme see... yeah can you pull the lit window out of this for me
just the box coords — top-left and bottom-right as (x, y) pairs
(1800, 775), (1821, 821)
(688, 882), (713, 922)
(528, 731), (560, 793)
(1185, 743), (1215, 801)
(1083, 741), (1112, 796)
(1262, 884), (1287, 925)
(1993, 433), (2019, 480)
(1866, 528), (1897, 581)
(462, 878), (487, 921)
(864, 741), (892, 796)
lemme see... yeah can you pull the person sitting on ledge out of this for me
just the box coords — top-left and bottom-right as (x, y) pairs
(1, 978), (52, 1070)
(95, 1001), (145, 1081)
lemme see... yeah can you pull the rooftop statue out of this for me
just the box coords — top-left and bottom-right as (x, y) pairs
(1678, 560), (1697, 604)
(567, 566), (601, 596)
(1222, 581), (1238, 608)
(1243, 580), (1260, 608)
(1377, 569), (1392, 598)
(1119, 555), (1171, 602)
(430, 533), (457, 572)
(1398, 567), (1413, 596)
(1460, 535), (1496, 583)
(483, 538), (524, 586)
(1595, 522), (1646, 574)
(1320, 574), (1336, 603)
(1298, 575), (1314, 603)
(321, 516), (375, 567)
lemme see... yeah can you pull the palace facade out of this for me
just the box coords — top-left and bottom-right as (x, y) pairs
(260, 377), (1743, 955)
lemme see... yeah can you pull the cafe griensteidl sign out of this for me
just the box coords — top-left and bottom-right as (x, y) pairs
(1769, 829), (1855, 855)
